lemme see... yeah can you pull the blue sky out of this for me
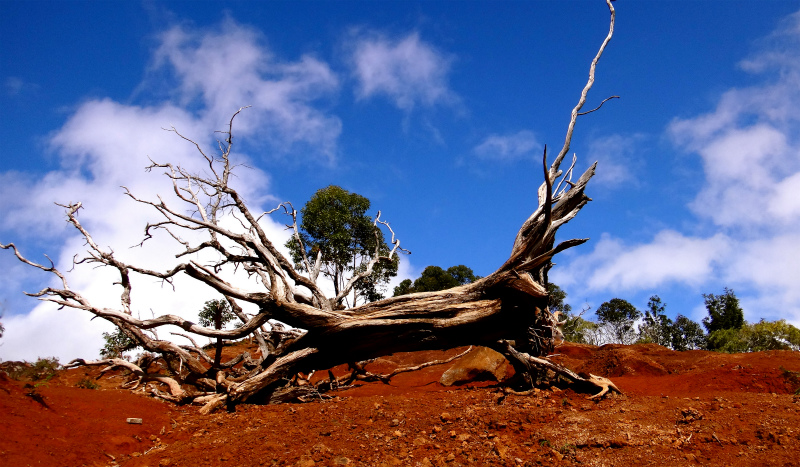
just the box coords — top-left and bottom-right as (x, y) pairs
(2, 1), (800, 361)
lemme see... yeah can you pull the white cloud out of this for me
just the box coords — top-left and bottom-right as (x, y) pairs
(679, 123), (795, 228)
(724, 234), (800, 304)
(350, 31), (455, 111)
(768, 172), (800, 220)
(555, 10), (800, 327)
(585, 134), (645, 187)
(154, 19), (342, 161)
(473, 130), (541, 161)
(0, 20), (338, 362)
(553, 231), (731, 292)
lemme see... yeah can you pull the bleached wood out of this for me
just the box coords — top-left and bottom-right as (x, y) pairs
(2, 1), (620, 410)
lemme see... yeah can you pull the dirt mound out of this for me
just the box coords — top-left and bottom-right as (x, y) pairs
(2, 344), (800, 466)
(572, 344), (671, 377)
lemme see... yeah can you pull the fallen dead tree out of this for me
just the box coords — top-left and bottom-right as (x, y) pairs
(3, 0), (621, 413)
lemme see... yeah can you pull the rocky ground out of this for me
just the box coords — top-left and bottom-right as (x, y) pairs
(2, 343), (799, 467)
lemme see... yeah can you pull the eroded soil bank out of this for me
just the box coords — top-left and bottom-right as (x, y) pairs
(2, 343), (799, 466)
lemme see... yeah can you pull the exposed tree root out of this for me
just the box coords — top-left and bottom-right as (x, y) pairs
(499, 340), (622, 399)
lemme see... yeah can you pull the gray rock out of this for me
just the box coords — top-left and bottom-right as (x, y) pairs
(439, 347), (508, 386)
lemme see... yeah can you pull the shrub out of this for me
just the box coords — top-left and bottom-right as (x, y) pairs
(100, 328), (140, 359)
(75, 377), (100, 389)
(5, 357), (60, 382)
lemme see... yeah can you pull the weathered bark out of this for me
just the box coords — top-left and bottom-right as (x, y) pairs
(2, 0), (620, 411)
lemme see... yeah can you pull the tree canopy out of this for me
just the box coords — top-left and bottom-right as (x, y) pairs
(638, 295), (673, 347)
(198, 298), (239, 366)
(670, 314), (706, 351)
(596, 298), (642, 344)
(702, 287), (745, 334)
(393, 265), (479, 296)
(286, 185), (399, 307)
(706, 319), (800, 353)
(198, 299), (237, 329)
(99, 328), (140, 359)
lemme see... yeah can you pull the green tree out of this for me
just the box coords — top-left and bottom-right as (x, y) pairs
(638, 295), (673, 347)
(198, 298), (237, 329)
(545, 283), (591, 344)
(702, 287), (745, 334)
(393, 279), (413, 297)
(564, 315), (602, 345)
(747, 319), (800, 351)
(670, 314), (706, 351)
(199, 298), (238, 367)
(596, 298), (642, 344)
(547, 283), (572, 316)
(705, 328), (749, 353)
(393, 265), (479, 296)
(287, 185), (398, 307)
(100, 328), (140, 359)
(706, 319), (800, 353)
(447, 265), (480, 286)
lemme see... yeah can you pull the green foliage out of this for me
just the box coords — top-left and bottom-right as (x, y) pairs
(6, 357), (60, 382)
(393, 265), (479, 296)
(545, 283), (597, 344)
(30, 357), (60, 382)
(100, 328), (140, 358)
(198, 299), (237, 329)
(75, 377), (100, 389)
(563, 316), (601, 345)
(393, 279), (413, 297)
(446, 265), (480, 287)
(747, 319), (800, 351)
(781, 367), (800, 395)
(706, 328), (750, 353)
(707, 319), (800, 353)
(286, 185), (398, 305)
(638, 295), (673, 347)
(547, 283), (572, 316)
(702, 287), (744, 333)
(670, 314), (706, 351)
(596, 298), (642, 344)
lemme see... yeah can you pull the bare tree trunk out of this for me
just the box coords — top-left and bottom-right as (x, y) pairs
(3, 0), (622, 412)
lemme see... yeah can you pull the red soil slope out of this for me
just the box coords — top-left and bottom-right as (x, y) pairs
(2, 343), (799, 466)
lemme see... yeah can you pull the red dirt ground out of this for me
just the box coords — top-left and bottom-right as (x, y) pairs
(2, 343), (799, 467)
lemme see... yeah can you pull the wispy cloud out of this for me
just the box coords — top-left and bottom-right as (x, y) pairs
(4, 77), (38, 97)
(473, 130), (541, 161)
(154, 19), (342, 161)
(585, 134), (645, 187)
(350, 31), (456, 111)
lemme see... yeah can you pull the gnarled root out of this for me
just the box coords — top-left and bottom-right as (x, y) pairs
(499, 340), (622, 399)
(583, 373), (621, 399)
(66, 358), (192, 401)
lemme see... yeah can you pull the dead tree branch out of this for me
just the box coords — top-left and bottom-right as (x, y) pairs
(3, 1), (620, 411)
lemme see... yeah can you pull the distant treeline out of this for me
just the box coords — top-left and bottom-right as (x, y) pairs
(549, 284), (800, 353)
